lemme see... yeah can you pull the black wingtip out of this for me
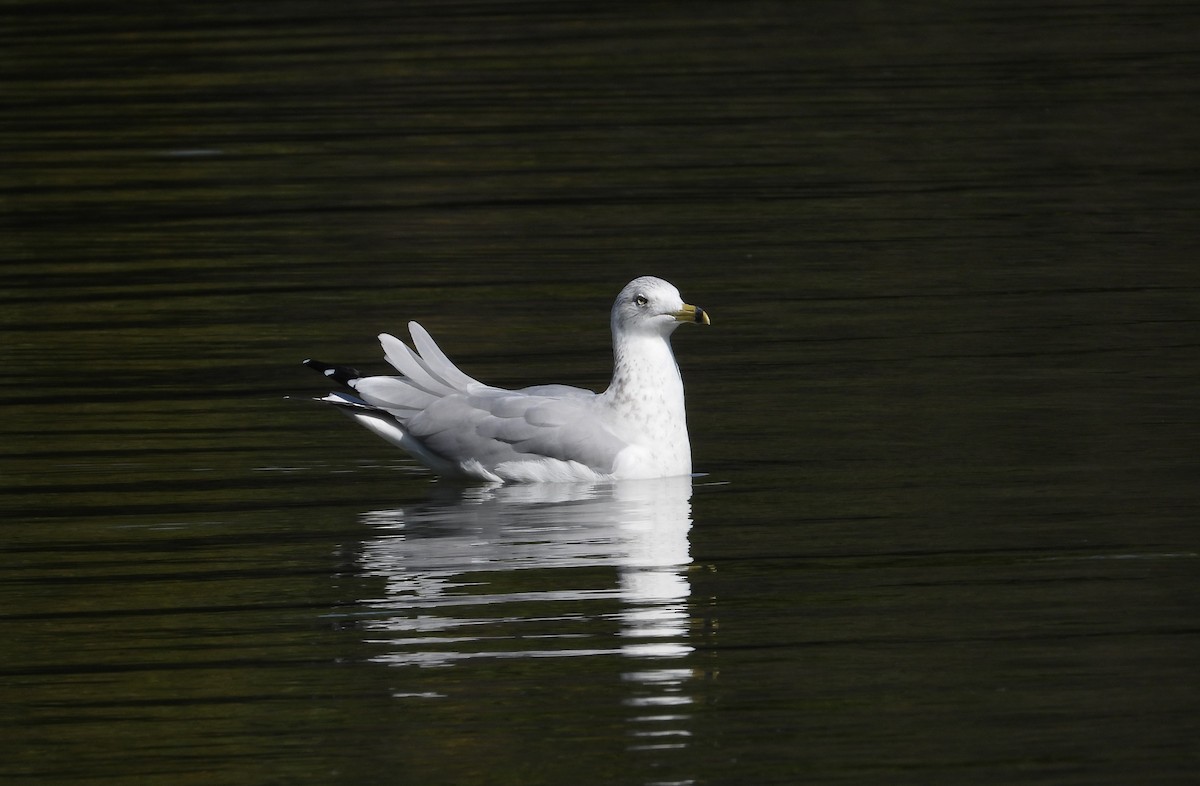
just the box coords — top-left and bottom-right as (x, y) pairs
(303, 358), (364, 387)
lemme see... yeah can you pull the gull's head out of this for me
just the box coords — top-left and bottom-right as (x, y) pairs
(611, 276), (710, 338)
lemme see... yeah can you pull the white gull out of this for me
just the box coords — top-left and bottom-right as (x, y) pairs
(304, 276), (709, 483)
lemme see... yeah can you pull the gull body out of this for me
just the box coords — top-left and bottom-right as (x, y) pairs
(304, 276), (709, 483)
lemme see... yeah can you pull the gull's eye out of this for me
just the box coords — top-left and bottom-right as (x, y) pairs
(634, 294), (648, 307)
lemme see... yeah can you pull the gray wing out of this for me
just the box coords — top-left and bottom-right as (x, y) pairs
(333, 323), (628, 474)
(406, 388), (631, 473)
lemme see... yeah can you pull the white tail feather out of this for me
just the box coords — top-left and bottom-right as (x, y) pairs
(408, 321), (481, 392)
(353, 376), (439, 410)
(379, 333), (456, 396)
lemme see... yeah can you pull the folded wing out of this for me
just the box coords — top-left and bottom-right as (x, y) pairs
(337, 324), (629, 478)
(406, 390), (629, 474)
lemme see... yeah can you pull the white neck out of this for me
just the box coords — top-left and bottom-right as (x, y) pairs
(603, 330), (690, 459)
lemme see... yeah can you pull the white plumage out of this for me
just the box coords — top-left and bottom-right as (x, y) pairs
(305, 276), (709, 483)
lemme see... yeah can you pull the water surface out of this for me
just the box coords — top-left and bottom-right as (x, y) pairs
(4, 2), (1199, 784)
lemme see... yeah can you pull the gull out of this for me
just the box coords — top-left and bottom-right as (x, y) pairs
(304, 276), (710, 483)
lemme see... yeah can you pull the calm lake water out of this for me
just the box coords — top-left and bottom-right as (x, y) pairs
(4, 2), (1199, 784)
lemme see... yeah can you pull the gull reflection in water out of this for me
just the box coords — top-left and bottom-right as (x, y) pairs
(357, 474), (696, 753)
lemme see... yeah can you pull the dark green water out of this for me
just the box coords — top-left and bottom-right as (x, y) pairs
(3, 2), (1199, 784)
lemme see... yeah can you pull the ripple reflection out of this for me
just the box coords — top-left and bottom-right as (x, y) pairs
(357, 476), (697, 752)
